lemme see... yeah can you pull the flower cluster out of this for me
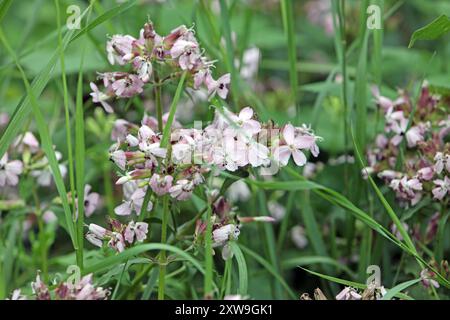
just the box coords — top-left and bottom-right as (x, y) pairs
(90, 21), (230, 113)
(109, 106), (321, 212)
(9, 272), (109, 300)
(301, 285), (387, 300)
(86, 217), (148, 253)
(364, 84), (449, 207)
(0, 131), (67, 189)
(194, 196), (274, 260)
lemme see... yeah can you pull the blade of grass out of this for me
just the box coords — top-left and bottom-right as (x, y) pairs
(280, 0), (299, 120)
(204, 202), (214, 298)
(160, 71), (187, 147)
(229, 242), (248, 296)
(0, 28), (76, 247)
(382, 278), (421, 300)
(74, 0), (95, 272)
(300, 267), (413, 300)
(239, 244), (296, 299)
(0, 1), (136, 160)
(282, 256), (356, 279)
(55, 0), (78, 267)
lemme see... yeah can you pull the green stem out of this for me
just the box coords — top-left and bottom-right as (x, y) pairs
(154, 70), (163, 133)
(280, 0), (299, 120)
(158, 196), (169, 300)
(204, 202), (213, 298)
(160, 71), (187, 148)
(55, 0), (80, 268)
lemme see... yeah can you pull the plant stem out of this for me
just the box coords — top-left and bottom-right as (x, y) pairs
(154, 70), (163, 132)
(160, 71), (187, 148)
(158, 196), (169, 300)
(280, 0), (299, 121)
(204, 202), (213, 298)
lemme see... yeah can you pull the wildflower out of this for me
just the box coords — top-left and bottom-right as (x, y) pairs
(425, 212), (440, 243)
(8, 289), (26, 300)
(31, 273), (50, 300)
(240, 47), (260, 80)
(291, 225), (308, 249)
(149, 173), (173, 196)
(110, 149), (127, 170)
(0, 153), (23, 187)
(114, 187), (153, 216)
(432, 176), (449, 200)
(81, 185), (100, 218)
(108, 232), (126, 252)
(169, 179), (195, 201)
(417, 167), (434, 181)
(274, 124), (315, 166)
(111, 74), (144, 98)
(420, 269), (440, 289)
(132, 56), (153, 82)
(335, 287), (362, 300)
(212, 224), (240, 247)
(434, 152), (450, 174)
(206, 72), (231, 99)
(170, 39), (201, 70)
(106, 34), (135, 65)
(390, 222), (409, 241)
(124, 221), (149, 244)
(13, 131), (40, 153)
(90, 82), (113, 113)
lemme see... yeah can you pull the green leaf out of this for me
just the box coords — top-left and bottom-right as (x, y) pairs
(409, 14), (450, 48)
(382, 278), (421, 300)
(229, 242), (248, 296)
(282, 256), (356, 278)
(83, 243), (205, 276)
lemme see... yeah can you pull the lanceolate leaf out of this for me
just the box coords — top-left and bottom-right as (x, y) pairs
(409, 14), (450, 48)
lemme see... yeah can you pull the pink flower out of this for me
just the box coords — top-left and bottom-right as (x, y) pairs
(229, 107), (261, 136)
(385, 110), (408, 146)
(432, 176), (449, 200)
(417, 167), (434, 181)
(108, 232), (126, 253)
(106, 34), (135, 65)
(420, 269), (440, 289)
(170, 39), (200, 70)
(206, 73), (231, 99)
(149, 173), (173, 196)
(434, 152), (450, 174)
(169, 179), (194, 201)
(0, 153), (23, 187)
(110, 149), (127, 170)
(335, 287), (362, 300)
(390, 222), (409, 241)
(111, 119), (132, 141)
(111, 74), (144, 98)
(114, 187), (153, 216)
(90, 82), (113, 113)
(124, 221), (148, 244)
(13, 132), (40, 153)
(132, 56), (153, 82)
(82, 185), (100, 218)
(274, 124), (315, 166)
(405, 125), (425, 148)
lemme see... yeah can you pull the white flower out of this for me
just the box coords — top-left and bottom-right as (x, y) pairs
(0, 153), (23, 187)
